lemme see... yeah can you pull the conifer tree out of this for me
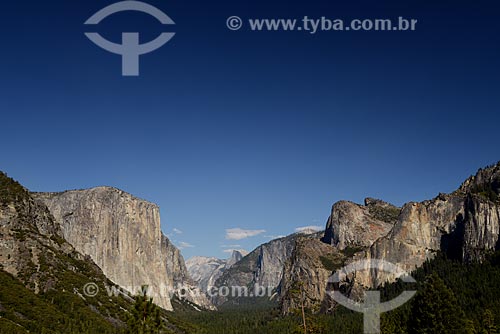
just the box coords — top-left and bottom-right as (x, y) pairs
(127, 287), (164, 334)
(409, 274), (468, 334)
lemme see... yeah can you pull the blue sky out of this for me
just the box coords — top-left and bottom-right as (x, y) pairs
(0, 0), (499, 259)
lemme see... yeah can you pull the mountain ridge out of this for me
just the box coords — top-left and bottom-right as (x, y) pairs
(279, 161), (500, 313)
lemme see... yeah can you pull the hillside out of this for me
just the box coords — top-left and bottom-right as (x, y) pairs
(0, 172), (133, 333)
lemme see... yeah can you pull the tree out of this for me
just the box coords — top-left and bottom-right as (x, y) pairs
(127, 287), (164, 334)
(409, 274), (469, 334)
(288, 281), (324, 334)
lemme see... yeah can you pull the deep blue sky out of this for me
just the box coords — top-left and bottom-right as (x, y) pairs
(0, 0), (499, 259)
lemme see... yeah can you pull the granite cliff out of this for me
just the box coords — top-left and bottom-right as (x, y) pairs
(33, 187), (212, 311)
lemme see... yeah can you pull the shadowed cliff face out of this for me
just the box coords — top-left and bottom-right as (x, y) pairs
(33, 187), (212, 311)
(212, 238), (294, 306)
(280, 162), (500, 314)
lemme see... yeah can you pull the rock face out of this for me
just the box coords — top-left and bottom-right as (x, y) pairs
(0, 174), (67, 288)
(163, 235), (190, 286)
(363, 193), (466, 287)
(227, 249), (246, 267)
(280, 162), (500, 314)
(253, 237), (297, 289)
(279, 238), (338, 313)
(459, 165), (500, 261)
(33, 187), (212, 311)
(186, 250), (246, 293)
(186, 256), (226, 293)
(213, 233), (322, 305)
(462, 194), (500, 262)
(322, 198), (398, 250)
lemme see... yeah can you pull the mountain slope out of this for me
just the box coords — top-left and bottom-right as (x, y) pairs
(0, 172), (133, 333)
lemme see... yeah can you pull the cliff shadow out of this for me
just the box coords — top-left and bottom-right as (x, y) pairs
(440, 213), (465, 261)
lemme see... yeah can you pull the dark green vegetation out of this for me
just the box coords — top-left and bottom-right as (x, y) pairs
(368, 205), (401, 224)
(171, 302), (363, 334)
(319, 246), (365, 272)
(381, 251), (500, 333)
(0, 269), (194, 334)
(127, 289), (165, 334)
(319, 254), (344, 272)
(471, 183), (500, 203)
(464, 163), (500, 203)
(341, 246), (365, 258)
(0, 268), (126, 334)
(0, 172), (30, 205)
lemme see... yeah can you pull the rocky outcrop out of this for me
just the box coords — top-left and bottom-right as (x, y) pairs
(0, 175), (68, 289)
(227, 249), (246, 267)
(33, 187), (212, 311)
(322, 199), (398, 250)
(279, 237), (338, 313)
